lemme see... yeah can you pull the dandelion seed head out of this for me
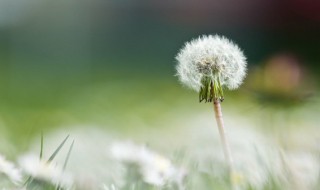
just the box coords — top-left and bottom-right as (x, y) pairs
(176, 35), (247, 100)
(0, 154), (22, 184)
(102, 184), (118, 190)
(110, 141), (185, 187)
(18, 154), (73, 188)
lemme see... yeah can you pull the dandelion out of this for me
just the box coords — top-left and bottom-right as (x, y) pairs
(18, 134), (74, 189)
(18, 154), (73, 188)
(0, 154), (22, 184)
(102, 184), (118, 190)
(176, 35), (247, 174)
(110, 141), (186, 187)
(176, 35), (246, 102)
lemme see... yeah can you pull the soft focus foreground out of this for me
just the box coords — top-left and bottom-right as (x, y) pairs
(0, 74), (319, 190)
(0, 0), (320, 190)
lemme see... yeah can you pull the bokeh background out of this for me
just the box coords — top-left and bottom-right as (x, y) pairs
(0, 0), (320, 189)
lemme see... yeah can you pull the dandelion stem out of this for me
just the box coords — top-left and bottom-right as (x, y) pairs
(213, 99), (234, 173)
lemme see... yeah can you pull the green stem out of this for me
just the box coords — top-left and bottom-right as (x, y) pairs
(213, 99), (234, 184)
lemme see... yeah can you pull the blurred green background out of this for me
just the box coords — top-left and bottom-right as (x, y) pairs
(0, 0), (319, 154)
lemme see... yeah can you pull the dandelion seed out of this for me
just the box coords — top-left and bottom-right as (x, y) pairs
(0, 154), (22, 184)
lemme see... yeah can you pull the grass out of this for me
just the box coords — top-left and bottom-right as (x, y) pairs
(0, 69), (319, 189)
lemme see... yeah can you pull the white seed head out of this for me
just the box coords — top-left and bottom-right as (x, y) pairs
(0, 154), (22, 184)
(176, 35), (247, 92)
(110, 141), (185, 187)
(18, 154), (73, 188)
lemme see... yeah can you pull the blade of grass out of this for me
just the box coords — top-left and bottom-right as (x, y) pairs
(40, 132), (44, 160)
(56, 140), (75, 190)
(47, 135), (69, 163)
(63, 140), (74, 170)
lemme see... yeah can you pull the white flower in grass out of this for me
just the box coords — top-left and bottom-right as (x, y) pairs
(0, 154), (22, 184)
(18, 154), (73, 188)
(102, 184), (117, 190)
(176, 35), (247, 102)
(111, 141), (186, 187)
